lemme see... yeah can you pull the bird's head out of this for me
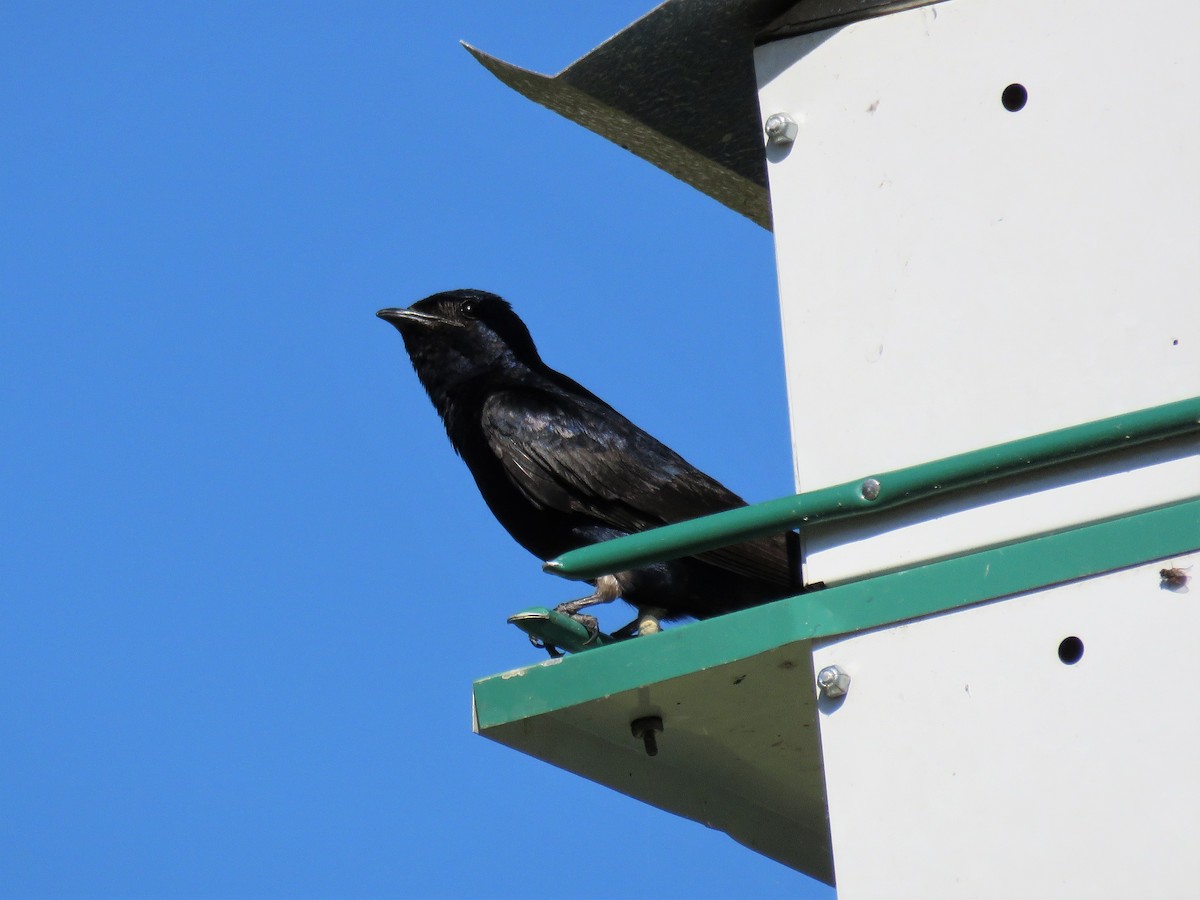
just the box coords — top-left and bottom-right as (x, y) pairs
(377, 289), (543, 396)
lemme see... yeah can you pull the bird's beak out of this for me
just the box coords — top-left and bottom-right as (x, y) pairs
(376, 307), (453, 329)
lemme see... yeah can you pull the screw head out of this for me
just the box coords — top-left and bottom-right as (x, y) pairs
(860, 478), (881, 501)
(764, 112), (799, 145)
(817, 665), (851, 699)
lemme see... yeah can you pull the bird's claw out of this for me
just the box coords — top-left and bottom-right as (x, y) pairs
(527, 633), (564, 658)
(523, 611), (602, 657)
(570, 613), (601, 644)
(549, 605), (602, 641)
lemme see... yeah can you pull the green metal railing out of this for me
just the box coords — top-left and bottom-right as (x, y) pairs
(544, 396), (1200, 582)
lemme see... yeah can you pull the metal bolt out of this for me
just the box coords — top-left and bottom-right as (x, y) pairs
(630, 716), (663, 757)
(860, 478), (881, 501)
(764, 112), (799, 145)
(817, 665), (851, 699)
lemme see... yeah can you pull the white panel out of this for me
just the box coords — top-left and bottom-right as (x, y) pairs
(755, 0), (1200, 581)
(810, 554), (1200, 899)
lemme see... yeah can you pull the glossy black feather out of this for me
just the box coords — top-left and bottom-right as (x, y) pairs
(378, 289), (795, 620)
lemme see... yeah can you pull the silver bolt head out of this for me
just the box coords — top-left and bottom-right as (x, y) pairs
(764, 113), (799, 145)
(860, 478), (881, 501)
(817, 665), (851, 698)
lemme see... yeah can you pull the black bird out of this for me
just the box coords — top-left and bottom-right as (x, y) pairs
(377, 289), (796, 640)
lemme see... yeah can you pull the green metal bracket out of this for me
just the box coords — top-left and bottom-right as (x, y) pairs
(545, 396), (1200, 582)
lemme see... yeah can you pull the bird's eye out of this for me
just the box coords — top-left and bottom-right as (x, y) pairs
(460, 300), (479, 319)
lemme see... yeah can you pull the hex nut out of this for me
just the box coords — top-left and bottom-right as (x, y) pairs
(817, 665), (851, 699)
(764, 113), (799, 145)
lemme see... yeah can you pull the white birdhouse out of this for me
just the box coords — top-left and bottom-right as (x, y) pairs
(468, 1), (1200, 896)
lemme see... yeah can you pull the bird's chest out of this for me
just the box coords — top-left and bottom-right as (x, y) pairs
(442, 396), (528, 500)
(440, 395), (580, 558)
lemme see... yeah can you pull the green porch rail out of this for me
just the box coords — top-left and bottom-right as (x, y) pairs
(545, 396), (1200, 582)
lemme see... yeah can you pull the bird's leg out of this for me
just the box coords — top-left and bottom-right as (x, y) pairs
(544, 573), (621, 642)
(610, 619), (639, 641)
(523, 575), (621, 655)
(553, 574), (621, 618)
(610, 606), (668, 641)
(636, 607), (665, 636)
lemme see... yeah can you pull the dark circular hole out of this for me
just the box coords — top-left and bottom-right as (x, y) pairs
(1058, 636), (1084, 665)
(1002, 83), (1028, 111)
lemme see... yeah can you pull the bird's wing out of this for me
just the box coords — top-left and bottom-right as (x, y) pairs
(481, 388), (791, 585)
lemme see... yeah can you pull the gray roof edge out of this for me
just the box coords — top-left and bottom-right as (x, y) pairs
(460, 1), (952, 229)
(463, 41), (772, 229)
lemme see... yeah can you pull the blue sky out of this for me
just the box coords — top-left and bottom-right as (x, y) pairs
(1, 3), (832, 897)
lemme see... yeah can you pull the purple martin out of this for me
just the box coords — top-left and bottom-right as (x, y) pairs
(377, 289), (796, 638)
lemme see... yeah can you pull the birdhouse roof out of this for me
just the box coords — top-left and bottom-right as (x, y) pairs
(465, 0), (945, 229)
